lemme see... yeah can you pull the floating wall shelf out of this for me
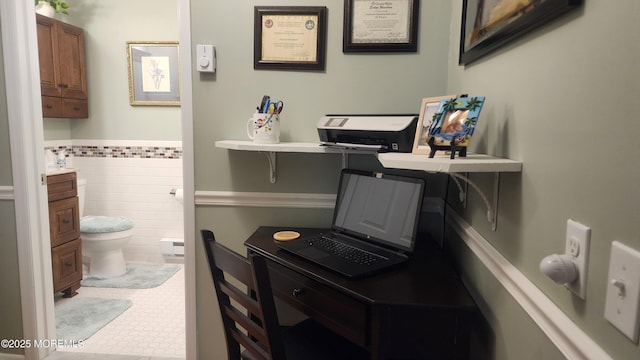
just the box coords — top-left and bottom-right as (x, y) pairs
(376, 152), (522, 231)
(214, 140), (374, 183)
(215, 140), (523, 230)
(376, 152), (522, 173)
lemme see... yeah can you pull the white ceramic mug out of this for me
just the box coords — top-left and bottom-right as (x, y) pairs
(247, 113), (280, 144)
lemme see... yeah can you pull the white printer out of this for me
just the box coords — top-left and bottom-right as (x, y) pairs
(317, 115), (418, 152)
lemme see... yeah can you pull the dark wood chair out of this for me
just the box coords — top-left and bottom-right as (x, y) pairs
(201, 229), (369, 360)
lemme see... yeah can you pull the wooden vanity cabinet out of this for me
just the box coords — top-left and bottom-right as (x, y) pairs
(47, 172), (82, 297)
(36, 14), (88, 118)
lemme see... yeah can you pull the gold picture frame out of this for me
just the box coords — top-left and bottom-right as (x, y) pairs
(127, 41), (180, 106)
(412, 95), (458, 155)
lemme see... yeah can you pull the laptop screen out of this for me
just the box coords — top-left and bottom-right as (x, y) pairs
(332, 169), (425, 253)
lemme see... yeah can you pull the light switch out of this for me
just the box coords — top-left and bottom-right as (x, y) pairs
(604, 241), (640, 342)
(196, 44), (215, 73)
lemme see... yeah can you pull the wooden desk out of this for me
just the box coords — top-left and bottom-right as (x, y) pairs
(244, 226), (477, 360)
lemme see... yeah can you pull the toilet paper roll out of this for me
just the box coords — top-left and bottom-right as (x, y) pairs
(173, 188), (183, 202)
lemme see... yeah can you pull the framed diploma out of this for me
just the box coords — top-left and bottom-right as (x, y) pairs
(254, 6), (327, 70)
(343, 0), (419, 52)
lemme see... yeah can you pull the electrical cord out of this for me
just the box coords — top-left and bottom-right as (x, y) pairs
(448, 172), (494, 223)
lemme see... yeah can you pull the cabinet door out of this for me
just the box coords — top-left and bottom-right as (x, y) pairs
(51, 238), (82, 294)
(41, 96), (63, 118)
(36, 15), (61, 97)
(49, 197), (80, 248)
(56, 21), (87, 100)
(62, 98), (88, 118)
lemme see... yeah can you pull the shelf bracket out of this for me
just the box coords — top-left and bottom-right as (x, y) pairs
(491, 172), (500, 231)
(449, 172), (500, 231)
(259, 151), (277, 183)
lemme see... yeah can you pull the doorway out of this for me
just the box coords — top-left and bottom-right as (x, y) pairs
(2, 1), (196, 359)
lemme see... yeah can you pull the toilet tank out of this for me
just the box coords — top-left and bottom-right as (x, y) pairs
(77, 178), (86, 219)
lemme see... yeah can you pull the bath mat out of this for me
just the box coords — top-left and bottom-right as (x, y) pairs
(56, 297), (132, 341)
(81, 262), (181, 289)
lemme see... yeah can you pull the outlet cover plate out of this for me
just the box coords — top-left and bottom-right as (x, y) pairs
(565, 219), (590, 299)
(604, 241), (640, 342)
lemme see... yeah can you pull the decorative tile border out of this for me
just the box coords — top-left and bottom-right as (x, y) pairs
(44, 143), (183, 159)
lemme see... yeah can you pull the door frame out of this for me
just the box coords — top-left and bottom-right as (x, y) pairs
(1, 1), (55, 358)
(0, 1), (197, 358)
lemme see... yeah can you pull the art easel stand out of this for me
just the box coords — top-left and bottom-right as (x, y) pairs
(428, 137), (467, 159)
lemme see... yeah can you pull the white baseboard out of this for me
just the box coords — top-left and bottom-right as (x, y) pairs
(446, 208), (611, 360)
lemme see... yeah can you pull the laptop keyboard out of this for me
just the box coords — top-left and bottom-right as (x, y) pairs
(311, 236), (387, 266)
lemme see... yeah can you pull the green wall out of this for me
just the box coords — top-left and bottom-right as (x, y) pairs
(191, 0), (452, 358)
(0, 18), (24, 356)
(3, 0), (638, 359)
(192, 0), (640, 359)
(446, 1), (640, 359)
(43, 0), (181, 141)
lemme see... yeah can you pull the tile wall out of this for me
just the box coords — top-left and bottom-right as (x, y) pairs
(45, 140), (184, 263)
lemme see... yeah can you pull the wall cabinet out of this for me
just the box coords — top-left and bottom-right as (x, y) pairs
(47, 172), (82, 297)
(36, 14), (88, 118)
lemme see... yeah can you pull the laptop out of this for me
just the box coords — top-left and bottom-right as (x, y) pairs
(276, 169), (425, 278)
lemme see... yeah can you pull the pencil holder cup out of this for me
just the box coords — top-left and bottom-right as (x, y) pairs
(247, 113), (280, 144)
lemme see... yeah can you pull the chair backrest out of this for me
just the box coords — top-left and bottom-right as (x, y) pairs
(201, 229), (286, 360)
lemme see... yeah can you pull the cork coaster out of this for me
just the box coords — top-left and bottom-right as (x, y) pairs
(273, 231), (300, 242)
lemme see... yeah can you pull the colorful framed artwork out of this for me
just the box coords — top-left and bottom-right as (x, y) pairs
(412, 95), (458, 155)
(427, 96), (486, 158)
(127, 41), (180, 106)
(459, 0), (583, 65)
(254, 6), (327, 70)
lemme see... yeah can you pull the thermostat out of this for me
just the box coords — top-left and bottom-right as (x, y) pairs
(196, 44), (216, 73)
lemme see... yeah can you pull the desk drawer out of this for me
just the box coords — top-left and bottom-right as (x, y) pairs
(267, 261), (367, 346)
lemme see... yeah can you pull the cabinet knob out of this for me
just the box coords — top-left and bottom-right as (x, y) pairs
(65, 262), (73, 267)
(62, 219), (70, 224)
(58, 83), (69, 89)
(45, 104), (53, 109)
(292, 288), (305, 297)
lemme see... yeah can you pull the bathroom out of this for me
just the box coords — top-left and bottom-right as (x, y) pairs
(41, 0), (184, 357)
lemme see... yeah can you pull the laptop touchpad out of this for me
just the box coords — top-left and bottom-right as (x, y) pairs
(298, 247), (329, 259)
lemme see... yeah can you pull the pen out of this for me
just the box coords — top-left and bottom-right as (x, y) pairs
(258, 95), (270, 113)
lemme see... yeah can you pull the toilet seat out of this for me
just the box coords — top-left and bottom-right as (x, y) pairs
(81, 215), (134, 234)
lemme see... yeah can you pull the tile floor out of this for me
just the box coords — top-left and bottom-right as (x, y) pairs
(45, 352), (184, 360)
(52, 264), (185, 359)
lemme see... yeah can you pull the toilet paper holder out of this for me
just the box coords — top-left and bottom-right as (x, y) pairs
(169, 188), (184, 202)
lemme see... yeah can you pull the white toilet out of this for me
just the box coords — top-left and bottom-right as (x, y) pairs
(78, 179), (135, 278)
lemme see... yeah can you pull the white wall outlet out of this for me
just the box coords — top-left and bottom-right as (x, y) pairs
(565, 219), (590, 299)
(604, 241), (640, 342)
